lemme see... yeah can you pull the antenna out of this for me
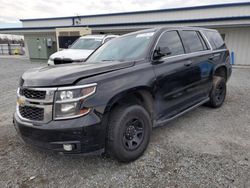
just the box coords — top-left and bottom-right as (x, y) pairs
(75, 13), (81, 25)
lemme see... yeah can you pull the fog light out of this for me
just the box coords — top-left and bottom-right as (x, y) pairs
(63, 144), (73, 151)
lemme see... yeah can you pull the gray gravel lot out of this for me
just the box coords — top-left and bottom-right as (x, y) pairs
(0, 57), (250, 188)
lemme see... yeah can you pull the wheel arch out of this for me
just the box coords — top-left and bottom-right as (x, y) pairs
(103, 86), (155, 120)
(213, 65), (227, 81)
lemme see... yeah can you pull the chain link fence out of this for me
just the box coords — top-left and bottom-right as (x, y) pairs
(0, 44), (25, 55)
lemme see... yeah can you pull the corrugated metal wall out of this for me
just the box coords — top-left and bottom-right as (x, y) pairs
(22, 4), (250, 28)
(22, 19), (72, 28)
(217, 27), (250, 65)
(75, 6), (250, 25)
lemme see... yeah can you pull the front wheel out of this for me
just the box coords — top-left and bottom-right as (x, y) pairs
(107, 105), (152, 162)
(207, 76), (227, 108)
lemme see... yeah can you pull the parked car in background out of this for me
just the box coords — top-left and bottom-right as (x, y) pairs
(48, 34), (118, 65)
(14, 27), (231, 162)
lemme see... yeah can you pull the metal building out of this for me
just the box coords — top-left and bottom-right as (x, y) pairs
(0, 2), (250, 65)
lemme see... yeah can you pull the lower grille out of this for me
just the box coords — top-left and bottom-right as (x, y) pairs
(19, 106), (44, 121)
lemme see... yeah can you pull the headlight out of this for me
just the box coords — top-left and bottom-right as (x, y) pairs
(48, 58), (54, 65)
(60, 91), (74, 100)
(54, 83), (97, 120)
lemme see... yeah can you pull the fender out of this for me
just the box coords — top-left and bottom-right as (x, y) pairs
(103, 86), (154, 115)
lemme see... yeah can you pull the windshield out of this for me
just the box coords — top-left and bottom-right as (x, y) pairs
(86, 32), (155, 62)
(70, 38), (102, 50)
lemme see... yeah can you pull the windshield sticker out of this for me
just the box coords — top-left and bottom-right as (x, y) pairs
(94, 39), (102, 41)
(136, 32), (155, 38)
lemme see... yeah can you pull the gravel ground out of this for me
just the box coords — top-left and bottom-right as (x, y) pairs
(0, 57), (250, 188)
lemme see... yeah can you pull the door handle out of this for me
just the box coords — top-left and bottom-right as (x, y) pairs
(209, 53), (220, 60)
(184, 61), (192, 66)
(208, 55), (214, 60)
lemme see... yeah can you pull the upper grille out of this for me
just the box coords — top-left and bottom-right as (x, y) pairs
(20, 88), (46, 100)
(19, 106), (44, 121)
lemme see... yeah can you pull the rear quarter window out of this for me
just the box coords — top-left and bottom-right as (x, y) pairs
(203, 30), (225, 50)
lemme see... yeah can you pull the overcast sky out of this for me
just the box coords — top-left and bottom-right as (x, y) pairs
(0, 0), (249, 28)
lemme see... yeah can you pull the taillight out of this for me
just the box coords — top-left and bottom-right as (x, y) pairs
(226, 50), (231, 65)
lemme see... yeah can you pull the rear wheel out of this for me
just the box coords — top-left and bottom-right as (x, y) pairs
(207, 76), (226, 108)
(107, 105), (152, 162)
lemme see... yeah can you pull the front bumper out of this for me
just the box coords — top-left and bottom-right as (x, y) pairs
(13, 111), (105, 155)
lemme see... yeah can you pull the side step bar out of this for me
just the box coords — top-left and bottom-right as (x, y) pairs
(154, 98), (209, 127)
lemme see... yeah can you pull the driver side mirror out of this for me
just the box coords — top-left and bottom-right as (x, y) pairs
(153, 47), (172, 60)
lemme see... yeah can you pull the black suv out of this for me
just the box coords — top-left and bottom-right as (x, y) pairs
(14, 27), (232, 162)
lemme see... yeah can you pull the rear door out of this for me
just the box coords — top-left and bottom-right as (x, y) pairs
(179, 30), (213, 100)
(202, 30), (229, 69)
(152, 30), (199, 120)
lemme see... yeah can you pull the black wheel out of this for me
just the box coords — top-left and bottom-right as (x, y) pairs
(107, 105), (152, 162)
(207, 76), (226, 108)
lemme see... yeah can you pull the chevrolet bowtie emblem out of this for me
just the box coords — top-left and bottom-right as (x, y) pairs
(17, 97), (25, 107)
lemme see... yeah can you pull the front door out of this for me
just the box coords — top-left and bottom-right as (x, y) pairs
(152, 30), (199, 120)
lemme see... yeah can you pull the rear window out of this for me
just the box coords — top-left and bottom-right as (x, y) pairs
(180, 31), (208, 53)
(203, 30), (225, 49)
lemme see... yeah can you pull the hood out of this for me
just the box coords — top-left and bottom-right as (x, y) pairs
(21, 61), (135, 87)
(50, 49), (94, 61)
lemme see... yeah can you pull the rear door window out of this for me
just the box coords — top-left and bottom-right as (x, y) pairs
(203, 30), (225, 49)
(180, 30), (207, 53)
(156, 31), (185, 57)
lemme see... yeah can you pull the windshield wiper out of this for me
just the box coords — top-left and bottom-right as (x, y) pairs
(101, 60), (113, 61)
(101, 59), (125, 62)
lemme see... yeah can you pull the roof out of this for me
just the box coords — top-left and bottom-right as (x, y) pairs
(157, 26), (217, 31)
(19, 2), (250, 22)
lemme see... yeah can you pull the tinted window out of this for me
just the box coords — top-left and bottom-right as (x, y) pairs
(180, 31), (207, 53)
(197, 32), (208, 50)
(203, 30), (225, 49)
(156, 31), (184, 57)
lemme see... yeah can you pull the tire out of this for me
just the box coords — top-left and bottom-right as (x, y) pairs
(207, 76), (226, 108)
(107, 104), (152, 162)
